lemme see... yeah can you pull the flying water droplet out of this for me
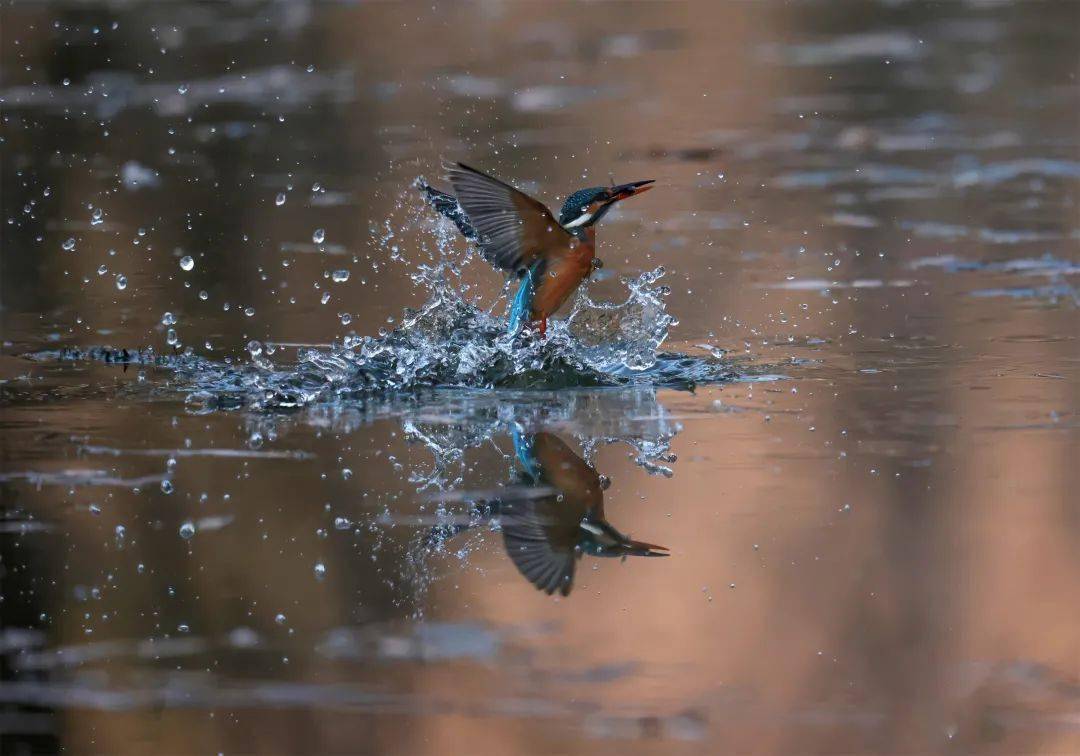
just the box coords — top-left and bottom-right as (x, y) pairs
(314, 562), (327, 581)
(312, 228), (326, 244)
(275, 192), (286, 207)
(331, 269), (350, 283)
(115, 274), (127, 290)
(179, 521), (195, 539)
(244, 306), (255, 317)
(161, 311), (177, 326)
(62, 237), (76, 252)
(90, 208), (104, 226)
(179, 255), (194, 271)
(161, 479), (174, 494)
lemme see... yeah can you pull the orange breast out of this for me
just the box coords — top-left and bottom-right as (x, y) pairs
(530, 237), (594, 319)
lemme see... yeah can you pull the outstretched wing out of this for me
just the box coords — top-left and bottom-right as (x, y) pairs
(501, 503), (577, 596)
(448, 163), (571, 274)
(416, 179), (478, 241)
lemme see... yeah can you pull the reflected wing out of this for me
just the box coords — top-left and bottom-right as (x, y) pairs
(448, 163), (571, 273)
(501, 504), (577, 596)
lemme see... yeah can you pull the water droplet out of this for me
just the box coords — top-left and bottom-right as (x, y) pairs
(320, 291), (331, 305)
(179, 255), (194, 271)
(97, 264), (108, 275)
(161, 311), (176, 326)
(275, 613), (287, 625)
(331, 269), (350, 283)
(314, 562), (327, 580)
(339, 313), (352, 326)
(275, 192), (286, 207)
(247, 340), (263, 357)
(178, 83), (189, 95)
(198, 290), (208, 300)
(334, 516), (351, 530)
(177, 623), (190, 633)
(89, 503), (102, 515)
(115, 274), (127, 290)
(179, 521), (195, 539)
(161, 479), (174, 494)
(341, 468), (353, 480)
(62, 237), (76, 252)
(90, 208), (104, 225)
(244, 306), (255, 317)
(312, 228), (326, 244)
(166, 328), (179, 346)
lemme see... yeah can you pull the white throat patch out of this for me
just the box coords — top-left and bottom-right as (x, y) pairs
(562, 209), (593, 229)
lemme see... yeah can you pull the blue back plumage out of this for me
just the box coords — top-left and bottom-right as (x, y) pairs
(508, 263), (538, 335)
(512, 429), (540, 481)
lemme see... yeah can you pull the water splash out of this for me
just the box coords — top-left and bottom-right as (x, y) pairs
(230, 261), (727, 407)
(27, 186), (740, 410)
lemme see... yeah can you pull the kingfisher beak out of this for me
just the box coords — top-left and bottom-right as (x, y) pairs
(609, 179), (654, 202)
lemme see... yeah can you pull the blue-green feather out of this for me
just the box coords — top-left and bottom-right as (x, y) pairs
(558, 187), (608, 226)
(508, 262), (539, 335)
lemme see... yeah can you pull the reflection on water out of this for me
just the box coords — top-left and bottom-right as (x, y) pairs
(423, 431), (668, 597)
(2, 0), (1079, 753)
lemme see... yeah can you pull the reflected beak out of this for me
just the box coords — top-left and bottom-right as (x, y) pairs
(609, 179), (655, 202)
(621, 538), (669, 557)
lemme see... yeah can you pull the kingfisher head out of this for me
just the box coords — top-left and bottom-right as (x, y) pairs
(558, 179), (654, 230)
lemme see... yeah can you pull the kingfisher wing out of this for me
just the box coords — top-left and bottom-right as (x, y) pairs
(448, 163), (571, 273)
(501, 503), (577, 596)
(417, 179), (478, 241)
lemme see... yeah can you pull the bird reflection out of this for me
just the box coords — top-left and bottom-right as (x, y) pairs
(426, 431), (667, 596)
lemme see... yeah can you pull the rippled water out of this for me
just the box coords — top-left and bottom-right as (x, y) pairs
(2, 2), (1078, 754)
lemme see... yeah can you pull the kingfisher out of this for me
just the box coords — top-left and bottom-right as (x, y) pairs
(418, 163), (654, 337)
(424, 431), (667, 596)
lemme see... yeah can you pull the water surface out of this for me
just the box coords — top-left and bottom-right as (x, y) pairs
(2, 2), (1078, 753)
